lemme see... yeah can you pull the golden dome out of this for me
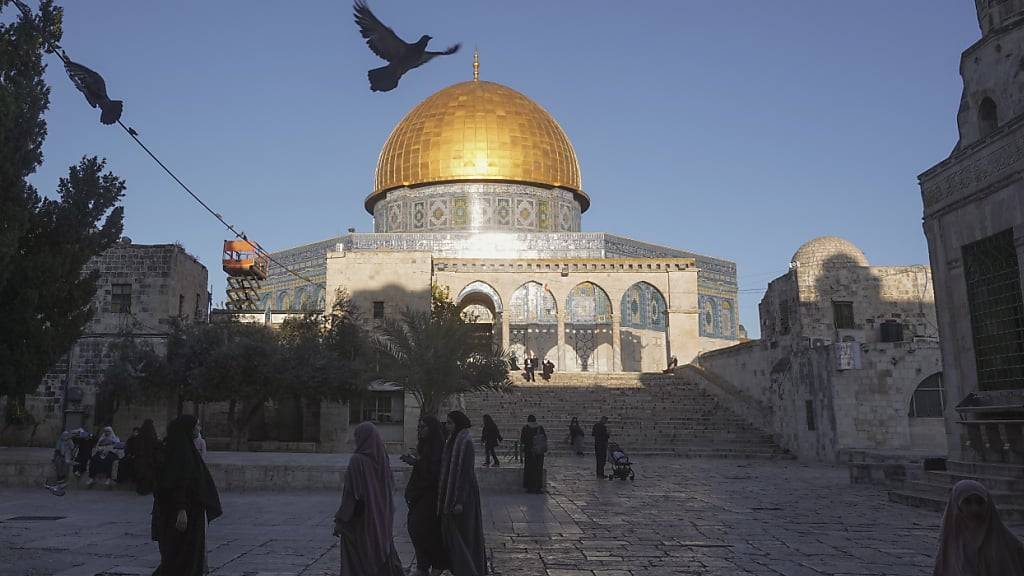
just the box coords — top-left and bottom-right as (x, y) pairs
(367, 80), (586, 213)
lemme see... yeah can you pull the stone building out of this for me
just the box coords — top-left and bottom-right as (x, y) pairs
(2, 241), (209, 446)
(698, 237), (944, 462)
(918, 0), (1024, 462)
(247, 64), (742, 448)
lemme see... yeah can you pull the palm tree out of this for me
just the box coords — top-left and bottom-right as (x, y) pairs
(372, 303), (511, 418)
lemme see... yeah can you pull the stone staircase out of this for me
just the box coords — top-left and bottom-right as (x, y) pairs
(459, 372), (790, 459)
(888, 460), (1024, 521)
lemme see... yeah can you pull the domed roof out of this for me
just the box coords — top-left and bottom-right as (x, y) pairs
(791, 236), (869, 268)
(366, 79), (586, 213)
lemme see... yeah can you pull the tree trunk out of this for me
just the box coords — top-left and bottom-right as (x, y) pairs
(232, 397), (266, 451)
(227, 399), (239, 451)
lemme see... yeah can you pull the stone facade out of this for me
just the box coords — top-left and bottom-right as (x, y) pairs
(2, 242), (209, 446)
(697, 237), (945, 462)
(920, 1), (1024, 459)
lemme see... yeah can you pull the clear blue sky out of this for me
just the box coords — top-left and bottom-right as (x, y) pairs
(25, 1), (979, 337)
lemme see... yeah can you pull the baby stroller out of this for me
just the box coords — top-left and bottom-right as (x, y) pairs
(605, 441), (635, 481)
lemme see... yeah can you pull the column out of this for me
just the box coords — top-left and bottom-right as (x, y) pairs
(611, 314), (622, 372)
(501, 310), (511, 354)
(556, 312), (566, 371)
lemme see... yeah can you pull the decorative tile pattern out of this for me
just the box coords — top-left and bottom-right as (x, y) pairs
(509, 281), (557, 324)
(428, 198), (449, 228)
(567, 282), (612, 324)
(621, 282), (667, 331)
(372, 182), (580, 233)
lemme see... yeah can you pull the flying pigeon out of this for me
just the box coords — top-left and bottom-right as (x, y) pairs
(353, 0), (460, 92)
(63, 57), (123, 125)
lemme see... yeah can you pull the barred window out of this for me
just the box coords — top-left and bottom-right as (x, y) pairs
(963, 229), (1024, 391)
(373, 301), (385, 320)
(111, 284), (132, 314)
(909, 373), (944, 418)
(833, 301), (855, 329)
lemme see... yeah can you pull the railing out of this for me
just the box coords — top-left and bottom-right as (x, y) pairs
(956, 400), (1024, 463)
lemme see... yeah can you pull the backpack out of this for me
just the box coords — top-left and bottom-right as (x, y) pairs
(531, 427), (548, 456)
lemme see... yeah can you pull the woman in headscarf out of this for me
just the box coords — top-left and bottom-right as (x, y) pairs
(134, 419), (159, 495)
(480, 415), (502, 468)
(438, 410), (487, 575)
(569, 417), (585, 456)
(87, 426), (122, 488)
(334, 421), (404, 576)
(520, 415), (546, 494)
(402, 415), (449, 576)
(153, 414), (222, 576)
(934, 479), (1024, 575)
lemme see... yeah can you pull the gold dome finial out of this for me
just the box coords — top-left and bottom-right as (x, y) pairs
(473, 48), (479, 81)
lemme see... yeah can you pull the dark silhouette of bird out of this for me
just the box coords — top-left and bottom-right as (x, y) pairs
(353, 0), (460, 92)
(63, 56), (123, 125)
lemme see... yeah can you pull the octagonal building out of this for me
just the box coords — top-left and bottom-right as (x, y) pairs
(258, 68), (739, 371)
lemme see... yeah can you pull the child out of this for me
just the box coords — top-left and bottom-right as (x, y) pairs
(45, 431), (75, 496)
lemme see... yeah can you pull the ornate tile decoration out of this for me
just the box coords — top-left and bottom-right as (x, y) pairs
(372, 182), (580, 233)
(621, 282), (667, 331)
(412, 201), (426, 230)
(509, 281), (557, 324)
(428, 198), (449, 228)
(567, 282), (612, 324)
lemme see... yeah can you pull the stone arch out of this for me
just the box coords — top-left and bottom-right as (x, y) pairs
(908, 372), (945, 451)
(456, 281), (503, 353)
(276, 290), (291, 311)
(508, 281), (557, 369)
(566, 282), (613, 372)
(620, 282), (669, 372)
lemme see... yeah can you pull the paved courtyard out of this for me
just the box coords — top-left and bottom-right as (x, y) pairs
(0, 457), (975, 575)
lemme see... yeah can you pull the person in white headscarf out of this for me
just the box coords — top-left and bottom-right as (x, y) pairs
(87, 426), (122, 488)
(934, 479), (1024, 575)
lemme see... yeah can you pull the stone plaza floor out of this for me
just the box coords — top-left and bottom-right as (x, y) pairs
(0, 457), (991, 576)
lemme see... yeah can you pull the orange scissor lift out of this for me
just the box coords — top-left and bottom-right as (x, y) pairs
(222, 239), (269, 311)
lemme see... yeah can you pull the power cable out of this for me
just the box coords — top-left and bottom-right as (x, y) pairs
(9, 0), (317, 288)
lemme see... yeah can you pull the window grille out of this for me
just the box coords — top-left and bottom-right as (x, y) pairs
(909, 373), (944, 418)
(963, 229), (1024, 391)
(779, 300), (791, 335)
(111, 283), (132, 314)
(372, 301), (385, 320)
(832, 301), (855, 329)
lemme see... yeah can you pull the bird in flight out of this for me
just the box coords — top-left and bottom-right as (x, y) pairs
(353, 0), (460, 92)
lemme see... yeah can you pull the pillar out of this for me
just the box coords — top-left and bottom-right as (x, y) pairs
(501, 310), (511, 354)
(556, 312), (567, 371)
(612, 314), (622, 372)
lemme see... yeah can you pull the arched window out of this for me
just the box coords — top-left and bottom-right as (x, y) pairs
(979, 97), (999, 137)
(909, 373), (944, 418)
(509, 282), (556, 324)
(276, 291), (291, 311)
(621, 282), (667, 330)
(456, 281), (503, 313)
(567, 282), (612, 324)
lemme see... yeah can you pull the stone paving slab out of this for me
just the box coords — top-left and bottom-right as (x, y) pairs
(2, 457), (1015, 575)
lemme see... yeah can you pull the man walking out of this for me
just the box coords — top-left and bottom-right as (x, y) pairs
(524, 353), (536, 382)
(592, 416), (610, 478)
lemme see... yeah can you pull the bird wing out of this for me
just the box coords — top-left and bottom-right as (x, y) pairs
(353, 0), (408, 63)
(410, 43), (461, 71)
(64, 60), (109, 108)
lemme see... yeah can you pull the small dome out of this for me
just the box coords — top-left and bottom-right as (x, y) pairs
(791, 236), (868, 268)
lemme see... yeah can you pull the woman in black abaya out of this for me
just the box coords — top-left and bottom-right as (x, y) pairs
(402, 415), (449, 576)
(152, 414), (222, 576)
(438, 410), (487, 575)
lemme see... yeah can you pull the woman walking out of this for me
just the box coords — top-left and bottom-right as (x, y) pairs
(439, 410), (487, 575)
(481, 415), (502, 467)
(334, 421), (403, 576)
(519, 415), (547, 494)
(152, 414), (222, 576)
(134, 419), (159, 495)
(933, 479), (1024, 575)
(402, 415), (449, 576)
(569, 417), (585, 456)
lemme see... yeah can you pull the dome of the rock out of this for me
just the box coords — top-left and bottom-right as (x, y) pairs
(367, 79), (586, 213)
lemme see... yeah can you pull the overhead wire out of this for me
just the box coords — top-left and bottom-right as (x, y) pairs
(9, 0), (317, 288)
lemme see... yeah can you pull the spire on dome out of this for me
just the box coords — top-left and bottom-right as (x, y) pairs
(473, 48), (479, 81)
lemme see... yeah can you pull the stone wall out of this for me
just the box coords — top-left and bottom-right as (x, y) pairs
(1, 242), (208, 446)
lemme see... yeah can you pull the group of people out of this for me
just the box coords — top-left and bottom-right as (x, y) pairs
(339, 411), (487, 576)
(524, 352), (557, 383)
(48, 421), (167, 495)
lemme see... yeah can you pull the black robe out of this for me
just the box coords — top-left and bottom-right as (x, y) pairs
(519, 424), (545, 493)
(439, 428), (487, 575)
(152, 415), (222, 576)
(405, 417), (448, 572)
